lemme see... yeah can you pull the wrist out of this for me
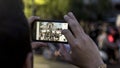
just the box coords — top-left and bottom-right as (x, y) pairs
(85, 59), (105, 68)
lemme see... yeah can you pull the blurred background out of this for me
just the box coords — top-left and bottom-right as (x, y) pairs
(24, 0), (120, 21)
(23, 0), (120, 68)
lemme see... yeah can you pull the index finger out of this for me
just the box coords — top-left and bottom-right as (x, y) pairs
(64, 13), (85, 38)
(68, 12), (85, 35)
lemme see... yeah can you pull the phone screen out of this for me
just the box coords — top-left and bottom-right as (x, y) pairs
(32, 20), (68, 43)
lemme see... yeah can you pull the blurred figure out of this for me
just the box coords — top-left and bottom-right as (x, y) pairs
(97, 29), (107, 49)
(102, 26), (119, 64)
(89, 23), (100, 46)
(97, 23), (108, 49)
(97, 23), (108, 62)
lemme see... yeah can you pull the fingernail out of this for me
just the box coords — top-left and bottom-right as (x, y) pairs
(64, 15), (68, 19)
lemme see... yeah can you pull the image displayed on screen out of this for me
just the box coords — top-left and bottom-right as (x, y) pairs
(35, 21), (68, 42)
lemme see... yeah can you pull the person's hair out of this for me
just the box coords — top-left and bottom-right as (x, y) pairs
(0, 0), (32, 68)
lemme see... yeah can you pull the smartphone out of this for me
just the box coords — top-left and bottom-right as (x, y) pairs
(31, 20), (68, 43)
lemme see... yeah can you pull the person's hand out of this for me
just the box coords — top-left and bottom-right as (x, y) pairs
(61, 12), (104, 68)
(28, 16), (40, 26)
(28, 16), (47, 49)
(31, 42), (47, 49)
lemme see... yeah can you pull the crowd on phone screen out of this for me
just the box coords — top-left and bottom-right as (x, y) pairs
(80, 21), (120, 64)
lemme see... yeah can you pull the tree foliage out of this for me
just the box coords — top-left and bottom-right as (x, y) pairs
(23, 0), (32, 18)
(23, 0), (112, 20)
(24, 0), (70, 20)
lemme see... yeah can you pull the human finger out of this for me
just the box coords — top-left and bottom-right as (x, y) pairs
(31, 42), (47, 49)
(28, 16), (40, 25)
(64, 15), (84, 38)
(58, 43), (72, 62)
(67, 12), (77, 21)
(67, 12), (85, 35)
(62, 29), (76, 47)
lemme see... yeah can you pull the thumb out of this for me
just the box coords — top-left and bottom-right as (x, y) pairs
(58, 44), (72, 63)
